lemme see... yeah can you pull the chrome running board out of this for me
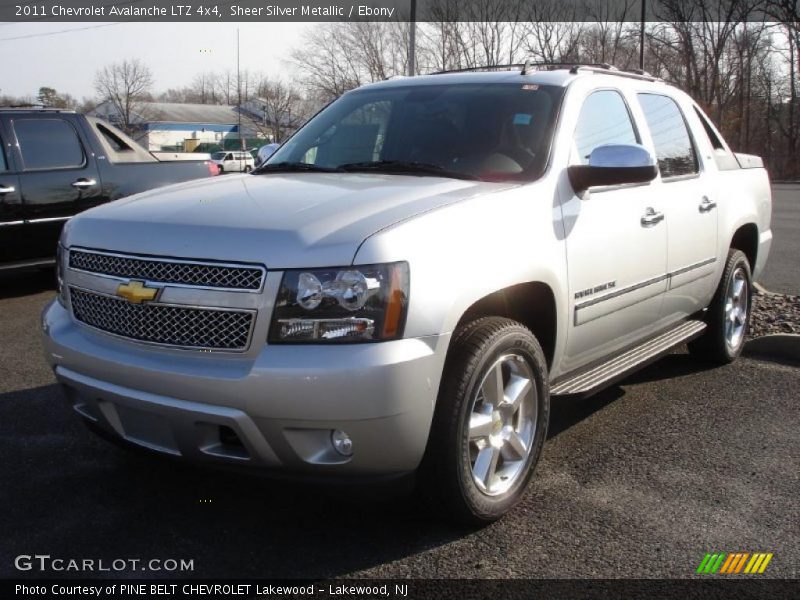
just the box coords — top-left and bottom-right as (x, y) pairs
(551, 320), (707, 397)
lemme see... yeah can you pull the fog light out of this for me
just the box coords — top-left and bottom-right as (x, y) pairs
(331, 429), (353, 456)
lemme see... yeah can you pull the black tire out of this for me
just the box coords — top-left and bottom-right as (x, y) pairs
(419, 317), (550, 524)
(218, 166), (224, 174)
(688, 249), (752, 364)
(244, 165), (252, 173)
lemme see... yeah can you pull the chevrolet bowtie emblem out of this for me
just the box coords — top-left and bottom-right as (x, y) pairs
(116, 280), (159, 304)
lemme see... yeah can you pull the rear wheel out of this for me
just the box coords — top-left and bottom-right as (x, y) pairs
(419, 317), (549, 524)
(689, 249), (752, 363)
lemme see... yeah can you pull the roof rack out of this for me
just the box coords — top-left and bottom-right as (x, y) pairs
(0, 105), (77, 112)
(568, 64), (661, 82)
(432, 61), (662, 82)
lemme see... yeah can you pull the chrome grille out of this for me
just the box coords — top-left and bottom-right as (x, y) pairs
(69, 250), (264, 291)
(69, 287), (254, 351)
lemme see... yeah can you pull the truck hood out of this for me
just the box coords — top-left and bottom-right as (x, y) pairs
(66, 173), (513, 268)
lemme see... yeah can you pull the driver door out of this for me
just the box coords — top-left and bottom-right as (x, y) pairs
(558, 89), (668, 372)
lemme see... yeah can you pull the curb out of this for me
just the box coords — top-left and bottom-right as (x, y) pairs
(744, 334), (800, 366)
(753, 282), (773, 295)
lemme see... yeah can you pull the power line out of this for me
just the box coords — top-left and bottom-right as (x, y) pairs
(0, 22), (123, 42)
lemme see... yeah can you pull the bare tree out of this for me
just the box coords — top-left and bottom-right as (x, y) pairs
(251, 78), (310, 142)
(521, 1), (582, 63)
(291, 24), (367, 101)
(94, 59), (154, 134)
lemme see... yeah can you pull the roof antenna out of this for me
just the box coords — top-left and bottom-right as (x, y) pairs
(521, 59), (531, 75)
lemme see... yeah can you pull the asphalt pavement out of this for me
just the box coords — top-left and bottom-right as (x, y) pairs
(0, 270), (797, 580)
(758, 183), (800, 295)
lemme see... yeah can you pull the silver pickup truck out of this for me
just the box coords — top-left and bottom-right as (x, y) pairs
(42, 64), (772, 523)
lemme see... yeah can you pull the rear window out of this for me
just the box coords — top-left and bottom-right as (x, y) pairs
(96, 123), (133, 153)
(693, 106), (725, 151)
(14, 118), (85, 170)
(638, 94), (698, 179)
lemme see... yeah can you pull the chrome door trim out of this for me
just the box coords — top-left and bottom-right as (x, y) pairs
(668, 257), (716, 278)
(28, 216), (72, 224)
(573, 257), (717, 323)
(575, 273), (668, 310)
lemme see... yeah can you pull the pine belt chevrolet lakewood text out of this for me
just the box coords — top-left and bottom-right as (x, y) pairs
(42, 64), (772, 522)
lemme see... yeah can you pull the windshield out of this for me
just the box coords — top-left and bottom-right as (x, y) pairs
(211, 152), (226, 160)
(265, 83), (564, 182)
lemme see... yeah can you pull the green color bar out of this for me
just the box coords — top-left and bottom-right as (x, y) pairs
(711, 553), (727, 573)
(697, 554), (713, 574)
(705, 553), (719, 574)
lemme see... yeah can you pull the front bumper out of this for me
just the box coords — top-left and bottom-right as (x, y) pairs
(42, 300), (449, 476)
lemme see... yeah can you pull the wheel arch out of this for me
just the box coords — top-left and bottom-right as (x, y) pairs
(453, 281), (558, 370)
(729, 222), (758, 270)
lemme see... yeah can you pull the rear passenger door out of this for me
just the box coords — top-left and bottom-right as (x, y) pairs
(0, 123), (24, 264)
(559, 89), (668, 371)
(637, 93), (718, 320)
(5, 115), (104, 260)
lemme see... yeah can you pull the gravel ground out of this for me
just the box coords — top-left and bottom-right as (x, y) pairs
(750, 289), (800, 337)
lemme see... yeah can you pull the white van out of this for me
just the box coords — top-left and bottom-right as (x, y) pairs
(210, 150), (255, 173)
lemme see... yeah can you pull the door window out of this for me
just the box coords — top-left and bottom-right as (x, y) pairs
(638, 94), (698, 178)
(13, 118), (85, 170)
(573, 90), (638, 164)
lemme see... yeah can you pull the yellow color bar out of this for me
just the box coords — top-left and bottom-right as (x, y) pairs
(758, 553), (774, 574)
(744, 554), (762, 574)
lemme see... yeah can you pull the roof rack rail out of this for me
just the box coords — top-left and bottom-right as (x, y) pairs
(569, 64), (661, 82)
(0, 105), (77, 112)
(433, 62), (609, 76)
(432, 62), (662, 82)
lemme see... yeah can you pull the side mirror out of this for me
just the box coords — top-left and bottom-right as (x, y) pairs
(568, 144), (658, 194)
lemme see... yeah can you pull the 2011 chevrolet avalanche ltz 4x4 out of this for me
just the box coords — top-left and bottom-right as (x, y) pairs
(42, 64), (772, 522)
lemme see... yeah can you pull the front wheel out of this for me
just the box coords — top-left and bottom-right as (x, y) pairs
(244, 165), (252, 173)
(419, 317), (549, 524)
(689, 249), (752, 363)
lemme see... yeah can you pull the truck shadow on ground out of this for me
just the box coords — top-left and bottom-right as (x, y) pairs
(1, 355), (723, 579)
(547, 351), (719, 439)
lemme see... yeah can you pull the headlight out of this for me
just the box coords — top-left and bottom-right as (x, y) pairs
(269, 262), (409, 343)
(56, 244), (67, 307)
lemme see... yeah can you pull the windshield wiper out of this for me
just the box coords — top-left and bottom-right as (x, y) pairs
(252, 161), (345, 174)
(337, 160), (480, 181)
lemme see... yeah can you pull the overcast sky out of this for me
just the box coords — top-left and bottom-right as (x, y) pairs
(0, 22), (309, 100)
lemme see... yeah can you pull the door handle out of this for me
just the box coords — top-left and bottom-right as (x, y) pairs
(0, 185), (15, 194)
(698, 196), (717, 213)
(71, 178), (97, 189)
(641, 207), (664, 227)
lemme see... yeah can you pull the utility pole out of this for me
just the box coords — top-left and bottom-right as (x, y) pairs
(237, 28), (243, 150)
(408, 0), (417, 76)
(639, 0), (646, 71)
